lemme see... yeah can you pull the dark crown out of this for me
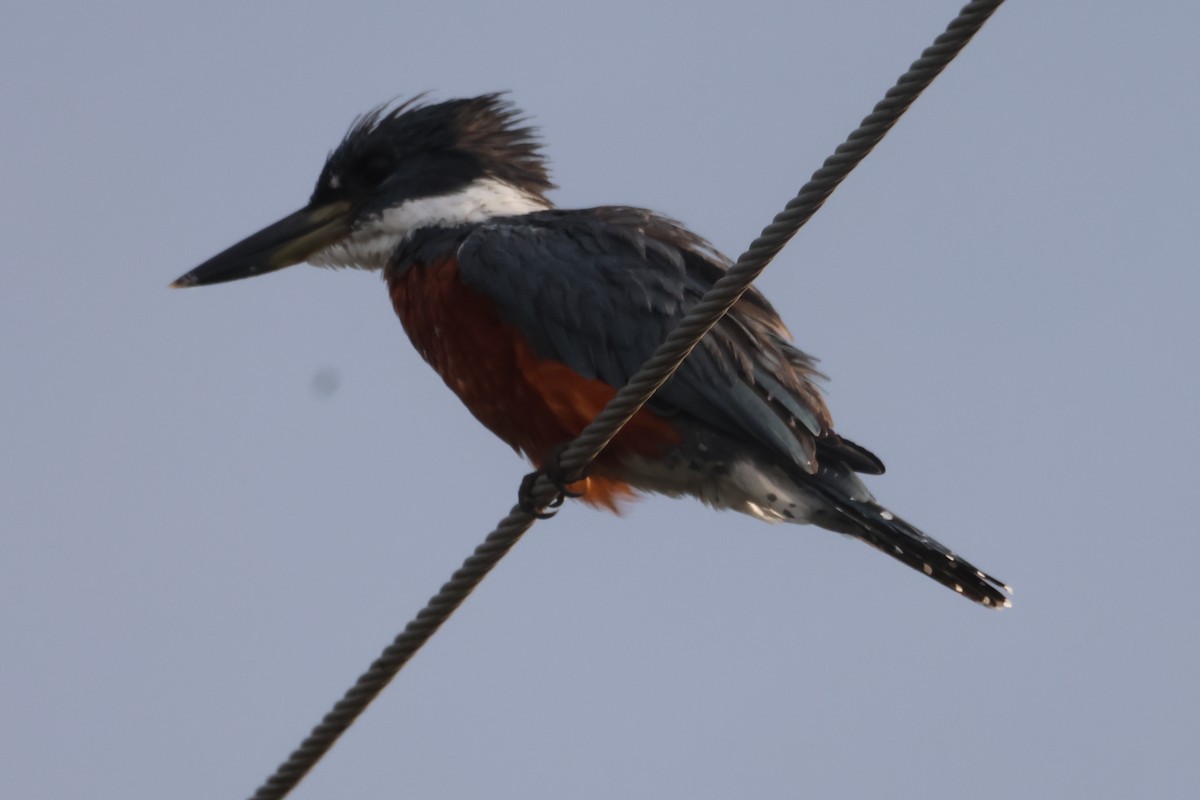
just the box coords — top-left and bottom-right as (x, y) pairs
(312, 94), (555, 205)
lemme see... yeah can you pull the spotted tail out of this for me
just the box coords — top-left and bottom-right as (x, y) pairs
(811, 483), (1012, 608)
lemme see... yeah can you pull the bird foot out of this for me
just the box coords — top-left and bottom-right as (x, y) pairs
(518, 450), (585, 519)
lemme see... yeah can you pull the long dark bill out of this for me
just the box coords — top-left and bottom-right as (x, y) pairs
(170, 200), (352, 288)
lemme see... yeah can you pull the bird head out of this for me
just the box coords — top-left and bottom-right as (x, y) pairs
(171, 93), (554, 288)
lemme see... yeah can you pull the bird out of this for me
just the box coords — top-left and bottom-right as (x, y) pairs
(173, 93), (1011, 608)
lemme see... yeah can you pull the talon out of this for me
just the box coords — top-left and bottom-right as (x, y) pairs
(517, 447), (586, 518)
(517, 469), (563, 518)
(518, 471), (555, 518)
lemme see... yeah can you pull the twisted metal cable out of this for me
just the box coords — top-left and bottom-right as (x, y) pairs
(248, 2), (1005, 798)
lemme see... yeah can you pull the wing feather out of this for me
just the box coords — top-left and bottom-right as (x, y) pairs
(455, 207), (868, 475)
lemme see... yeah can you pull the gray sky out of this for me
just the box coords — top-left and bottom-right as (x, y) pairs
(3, 1), (1197, 798)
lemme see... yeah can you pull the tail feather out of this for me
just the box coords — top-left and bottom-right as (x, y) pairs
(813, 484), (1011, 608)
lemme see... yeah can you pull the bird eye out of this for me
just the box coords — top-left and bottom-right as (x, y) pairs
(359, 156), (392, 188)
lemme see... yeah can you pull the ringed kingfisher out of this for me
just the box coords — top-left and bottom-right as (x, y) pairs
(173, 94), (1011, 608)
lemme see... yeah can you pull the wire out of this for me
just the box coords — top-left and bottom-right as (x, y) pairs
(247, 2), (1006, 798)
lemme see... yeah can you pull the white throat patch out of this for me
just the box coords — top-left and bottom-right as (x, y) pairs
(308, 177), (549, 270)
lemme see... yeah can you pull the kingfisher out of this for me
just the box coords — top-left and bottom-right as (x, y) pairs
(173, 94), (1010, 608)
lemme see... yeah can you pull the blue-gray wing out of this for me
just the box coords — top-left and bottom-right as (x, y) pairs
(456, 207), (883, 475)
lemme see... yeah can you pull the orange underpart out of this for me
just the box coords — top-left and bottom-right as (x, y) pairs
(389, 258), (680, 512)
